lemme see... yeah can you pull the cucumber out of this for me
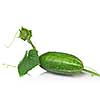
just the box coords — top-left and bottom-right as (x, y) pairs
(18, 27), (100, 77)
(39, 52), (84, 75)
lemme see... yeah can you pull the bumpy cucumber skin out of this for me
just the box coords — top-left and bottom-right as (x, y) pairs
(39, 52), (84, 75)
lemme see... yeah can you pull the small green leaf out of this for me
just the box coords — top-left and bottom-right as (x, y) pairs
(18, 49), (39, 76)
(19, 27), (32, 41)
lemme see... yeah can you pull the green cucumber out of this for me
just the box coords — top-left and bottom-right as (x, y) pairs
(18, 27), (100, 77)
(39, 52), (84, 75)
(39, 52), (100, 76)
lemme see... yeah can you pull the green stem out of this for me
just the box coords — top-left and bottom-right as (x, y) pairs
(28, 39), (36, 49)
(83, 69), (100, 76)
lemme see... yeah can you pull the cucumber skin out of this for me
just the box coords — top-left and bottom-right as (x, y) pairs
(39, 52), (84, 75)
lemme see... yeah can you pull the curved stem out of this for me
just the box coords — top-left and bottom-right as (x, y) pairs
(28, 39), (36, 49)
(5, 31), (18, 48)
(83, 69), (100, 76)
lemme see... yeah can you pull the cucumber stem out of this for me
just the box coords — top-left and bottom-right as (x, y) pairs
(83, 69), (100, 76)
(19, 27), (36, 50)
(28, 39), (36, 49)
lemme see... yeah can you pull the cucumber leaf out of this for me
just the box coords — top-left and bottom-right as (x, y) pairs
(18, 49), (39, 76)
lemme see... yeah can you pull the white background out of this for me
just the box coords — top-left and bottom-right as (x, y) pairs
(0, 0), (100, 100)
